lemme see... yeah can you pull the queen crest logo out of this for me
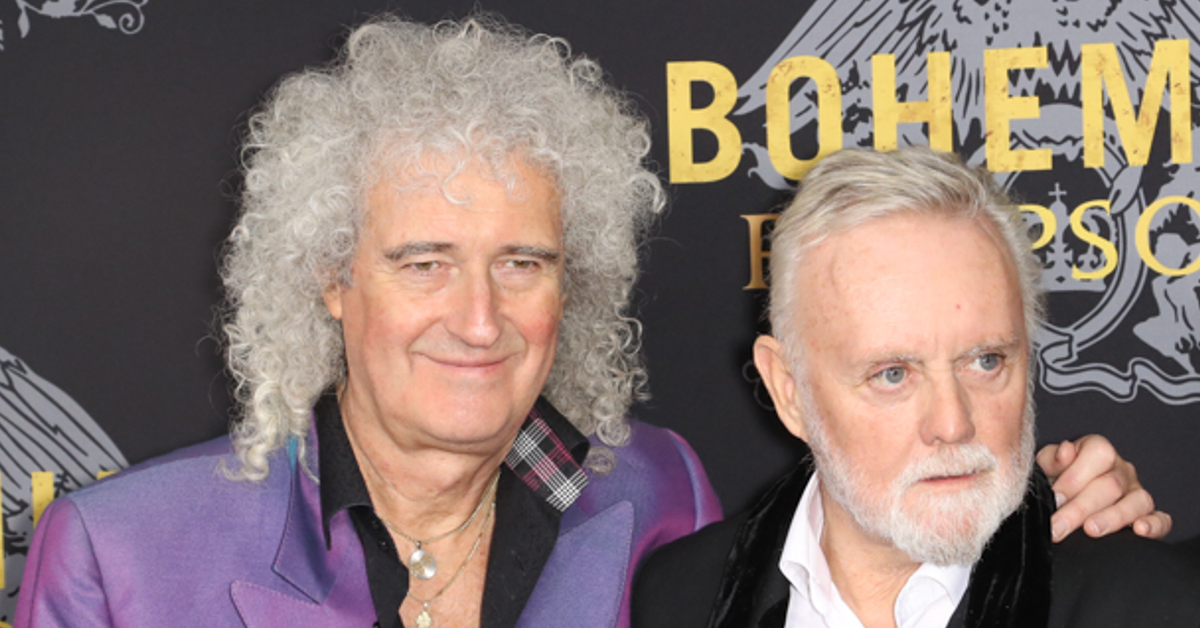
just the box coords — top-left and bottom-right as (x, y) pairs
(0, 346), (126, 623)
(678, 0), (1200, 405)
(998, 137), (1200, 404)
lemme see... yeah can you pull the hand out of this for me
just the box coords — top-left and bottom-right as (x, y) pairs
(1036, 434), (1172, 542)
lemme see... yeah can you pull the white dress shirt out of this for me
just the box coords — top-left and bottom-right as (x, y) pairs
(778, 472), (972, 628)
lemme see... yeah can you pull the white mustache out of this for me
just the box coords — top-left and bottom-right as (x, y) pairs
(895, 444), (999, 490)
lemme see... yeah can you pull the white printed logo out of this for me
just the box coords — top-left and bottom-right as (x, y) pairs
(1, 0), (148, 50)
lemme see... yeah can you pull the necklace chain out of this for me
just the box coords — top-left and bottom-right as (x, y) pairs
(381, 472), (500, 548)
(403, 483), (496, 628)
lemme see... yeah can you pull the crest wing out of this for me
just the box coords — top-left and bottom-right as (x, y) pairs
(1107, 0), (1200, 112)
(0, 348), (126, 512)
(734, 0), (956, 137)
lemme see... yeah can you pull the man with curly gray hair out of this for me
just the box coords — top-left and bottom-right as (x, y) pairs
(15, 15), (720, 628)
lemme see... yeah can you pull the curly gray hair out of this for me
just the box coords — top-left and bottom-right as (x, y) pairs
(767, 146), (1045, 369)
(220, 15), (664, 480)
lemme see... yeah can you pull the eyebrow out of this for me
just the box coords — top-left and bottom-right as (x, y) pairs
(501, 245), (561, 263)
(855, 353), (921, 372)
(959, 336), (1023, 360)
(382, 242), (562, 263)
(383, 242), (453, 261)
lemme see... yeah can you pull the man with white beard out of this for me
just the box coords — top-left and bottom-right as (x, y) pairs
(632, 147), (1200, 628)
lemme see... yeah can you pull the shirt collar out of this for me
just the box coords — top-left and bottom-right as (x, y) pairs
(317, 393), (590, 544)
(777, 472), (971, 628)
(778, 471), (837, 616)
(503, 397), (590, 512)
(895, 562), (971, 628)
(315, 393), (371, 546)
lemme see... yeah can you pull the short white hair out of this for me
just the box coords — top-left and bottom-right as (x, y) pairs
(767, 146), (1044, 367)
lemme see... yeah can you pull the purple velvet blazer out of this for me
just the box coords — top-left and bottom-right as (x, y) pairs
(15, 420), (720, 628)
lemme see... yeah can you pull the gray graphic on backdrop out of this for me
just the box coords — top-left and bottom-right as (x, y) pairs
(735, 0), (1200, 405)
(1, 346), (126, 622)
(0, 0), (148, 51)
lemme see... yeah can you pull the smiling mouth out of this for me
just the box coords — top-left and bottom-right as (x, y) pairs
(423, 355), (512, 370)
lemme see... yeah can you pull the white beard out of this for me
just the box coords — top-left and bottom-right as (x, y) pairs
(804, 392), (1035, 566)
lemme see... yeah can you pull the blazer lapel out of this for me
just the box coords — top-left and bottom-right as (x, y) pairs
(231, 556), (374, 627)
(232, 447), (376, 628)
(515, 500), (635, 628)
(709, 462), (811, 628)
(954, 470), (1054, 628)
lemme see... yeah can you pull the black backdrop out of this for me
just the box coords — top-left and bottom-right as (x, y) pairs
(3, 2), (1199, 620)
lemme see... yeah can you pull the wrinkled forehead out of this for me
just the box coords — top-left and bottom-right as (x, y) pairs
(794, 213), (1025, 347)
(798, 209), (1018, 291)
(366, 149), (561, 206)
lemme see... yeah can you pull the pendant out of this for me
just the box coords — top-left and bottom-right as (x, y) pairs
(415, 609), (433, 628)
(410, 548), (437, 580)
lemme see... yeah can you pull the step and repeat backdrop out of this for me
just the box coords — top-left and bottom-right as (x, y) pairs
(2, 0), (1198, 621)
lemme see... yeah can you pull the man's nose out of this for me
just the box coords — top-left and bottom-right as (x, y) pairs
(447, 268), (502, 347)
(920, 377), (975, 445)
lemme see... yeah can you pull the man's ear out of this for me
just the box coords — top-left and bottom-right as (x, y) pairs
(753, 335), (810, 442)
(322, 283), (344, 320)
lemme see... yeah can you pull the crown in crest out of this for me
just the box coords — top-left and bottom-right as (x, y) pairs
(1031, 182), (1114, 294)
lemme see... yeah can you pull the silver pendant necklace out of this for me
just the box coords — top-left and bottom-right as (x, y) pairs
(404, 485), (495, 628)
(381, 472), (499, 580)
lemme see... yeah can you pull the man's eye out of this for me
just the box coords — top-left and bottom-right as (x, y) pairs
(505, 259), (538, 270)
(974, 353), (1003, 372)
(407, 260), (440, 272)
(874, 366), (906, 386)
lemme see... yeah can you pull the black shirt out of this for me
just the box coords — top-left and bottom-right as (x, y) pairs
(315, 394), (590, 628)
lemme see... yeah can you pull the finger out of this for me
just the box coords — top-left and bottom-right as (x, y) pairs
(1037, 440), (1078, 483)
(1050, 470), (1126, 542)
(1078, 486), (1155, 539)
(1133, 512), (1173, 539)
(1052, 435), (1121, 500)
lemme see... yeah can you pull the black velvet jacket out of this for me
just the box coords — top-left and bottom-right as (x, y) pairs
(633, 457), (1200, 628)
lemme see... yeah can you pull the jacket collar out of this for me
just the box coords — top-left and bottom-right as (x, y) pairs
(231, 429), (376, 627)
(708, 458), (1055, 628)
(515, 499), (636, 628)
